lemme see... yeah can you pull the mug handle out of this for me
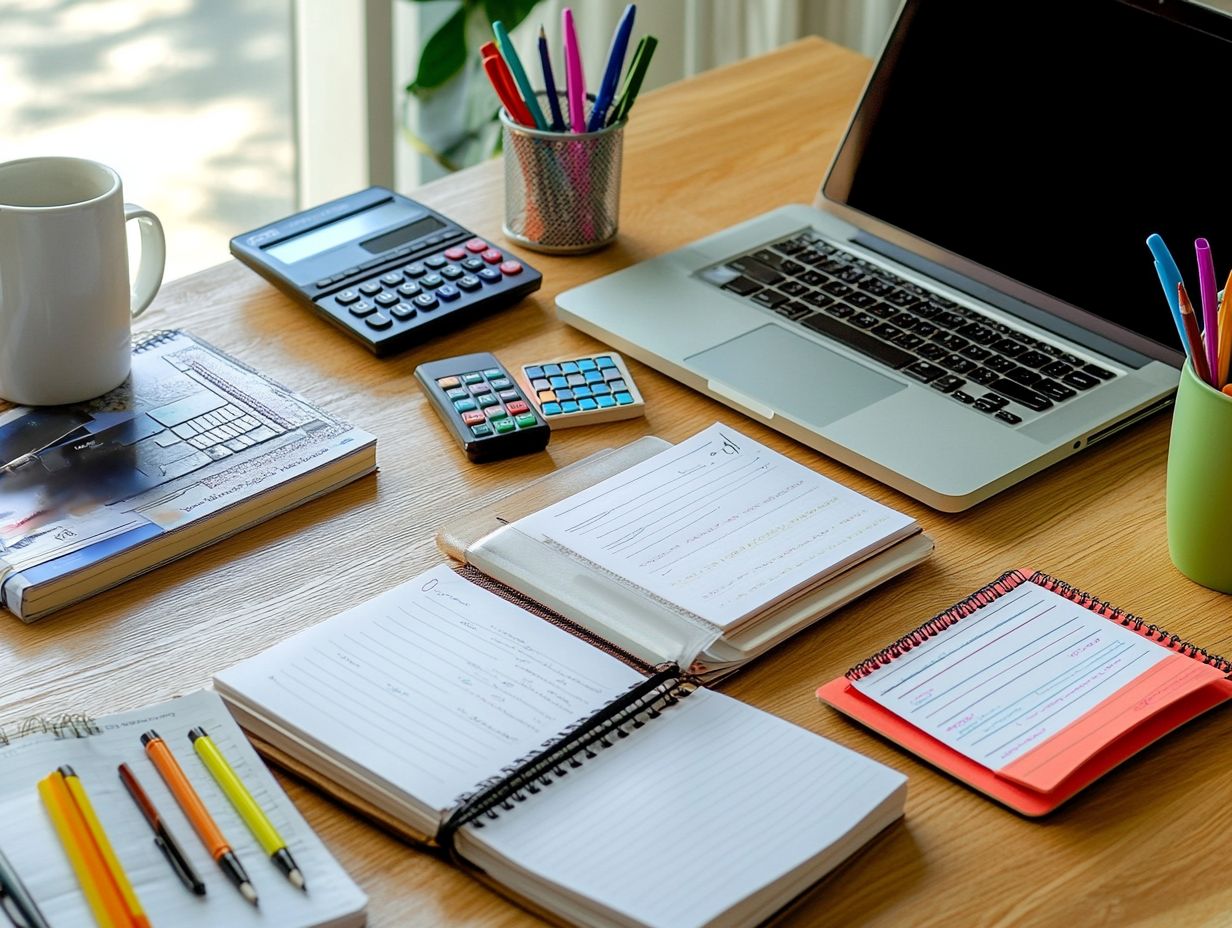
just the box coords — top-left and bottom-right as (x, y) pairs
(123, 203), (166, 319)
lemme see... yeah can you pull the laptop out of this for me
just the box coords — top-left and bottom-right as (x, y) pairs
(556, 0), (1232, 511)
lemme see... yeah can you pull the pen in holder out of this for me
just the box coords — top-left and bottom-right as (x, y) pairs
(501, 93), (625, 254)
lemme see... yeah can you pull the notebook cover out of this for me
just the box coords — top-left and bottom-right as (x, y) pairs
(817, 568), (1232, 816)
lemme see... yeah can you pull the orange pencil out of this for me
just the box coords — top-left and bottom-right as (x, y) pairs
(1216, 269), (1232, 388)
(1178, 282), (1214, 386)
(142, 730), (258, 906)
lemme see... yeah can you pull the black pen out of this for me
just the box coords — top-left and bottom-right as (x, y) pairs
(118, 762), (207, 895)
(0, 845), (50, 928)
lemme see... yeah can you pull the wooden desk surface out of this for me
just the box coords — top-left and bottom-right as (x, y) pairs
(5, 37), (1231, 928)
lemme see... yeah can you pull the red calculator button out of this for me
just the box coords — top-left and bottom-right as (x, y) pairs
(481, 249), (503, 264)
(505, 400), (529, 415)
(461, 410), (486, 425)
(499, 260), (523, 276)
(444, 246), (466, 261)
(466, 238), (488, 253)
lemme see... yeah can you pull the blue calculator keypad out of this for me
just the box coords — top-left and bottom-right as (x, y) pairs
(520, 352), (645, 428)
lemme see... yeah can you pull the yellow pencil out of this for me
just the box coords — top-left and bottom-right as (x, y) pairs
(1217, 268), (1232, 388)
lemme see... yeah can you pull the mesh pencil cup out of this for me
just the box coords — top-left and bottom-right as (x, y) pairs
(500, 101), (626, 254)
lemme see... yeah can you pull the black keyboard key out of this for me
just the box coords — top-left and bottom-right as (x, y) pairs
(893, 333), (925, 350)
(913, 301), (941, 318)
(1006, 366), (1042, 386)
(781, 281), (808, 296)
(753, 290), (787, 308)
(859, 277), (896, 297)
(890, 311), (918, 327)
(1017, 350), (1052, 368)
(826, 303), (855, 319)
(956, 322), (1000, 346)
(798, 248), (828, 265)
(847, 291), (878, 309)
(1060, 352), (1083, 366)
(868, 301), (898, 319)
(912, 321), (938, 338)
(932, 375), (966, 394)
(722, 276), (761, 297)
(773, 239), (805, 256)
(729, 256), (783, 286)
(821, 280), (854, 298)
(919, 342), (948, 361)
(850, 312), (878, 329)
(933, 333), (969, 352)
(934, 310), (966, 328)
(752, 249), (787, 270)
(989, 378), (1053, 411)
(986, 355), (1015, 373)
(775, 301), (811, 320)
(836, 266), (865, 284)
(961, 345), (992, 361)
(819, 258), (849, 274)
(943, 355), (975, 374)
(904, 360), (945, 383)
(1062, 370), (1100, 390)
(1036, 378), (1077, 402)
(801, 312), (916, 369)
(952, 390), (976, 404)
(782, 260), (806, 276)
(996, 410), (1023, 425)
(969, 368), (999, 386)
(871, 323), (902, 341)
(804, 291), (834, 308)
(979, 393), (1008, 409)
(799, 271), (826, 286)
(1083, 363), (1116, 380)
(1041, 360), (1072, 378)
(991, 338), (1027, 357)
(887, 289), (921, 308)
(973, 399), (1001, 413)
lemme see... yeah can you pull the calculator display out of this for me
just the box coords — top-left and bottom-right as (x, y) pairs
(265, 199), (410, 264)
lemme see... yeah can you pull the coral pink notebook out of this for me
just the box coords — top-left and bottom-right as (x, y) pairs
(817, 569), (1232, 816)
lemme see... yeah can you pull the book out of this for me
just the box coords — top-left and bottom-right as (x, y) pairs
(817, 568), (1232, 816)
(439, 422), (933, 681)
(0, 330), (376, 622)
(0, 689), (366, 927)
(214, 563), (908, 928)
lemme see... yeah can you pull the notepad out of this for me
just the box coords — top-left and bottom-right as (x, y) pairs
(215, 564), (907, 928)
(817, 569), (1232, 815)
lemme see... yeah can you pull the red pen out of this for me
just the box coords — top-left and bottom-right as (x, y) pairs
(481, 42), (534, 127)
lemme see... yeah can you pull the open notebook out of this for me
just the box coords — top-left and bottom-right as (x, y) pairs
(438, 423), (933, 681)
(0, 690), (365, 927)
(214, 564), (907, 928)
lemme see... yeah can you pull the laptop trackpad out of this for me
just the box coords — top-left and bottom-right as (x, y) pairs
(686, 324), (905, 427)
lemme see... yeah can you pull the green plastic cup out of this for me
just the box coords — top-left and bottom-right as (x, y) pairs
(1167, 359), (1232, 592)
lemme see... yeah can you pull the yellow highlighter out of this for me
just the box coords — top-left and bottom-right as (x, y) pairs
(189, 726), (306, 891)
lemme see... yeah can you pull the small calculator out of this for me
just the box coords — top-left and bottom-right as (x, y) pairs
(415, 352), (550, 462)
(230, 187), (542, 356)
(519, 352), (645, 428)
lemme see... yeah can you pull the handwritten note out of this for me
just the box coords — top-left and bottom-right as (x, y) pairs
(514, 423), (917, 629)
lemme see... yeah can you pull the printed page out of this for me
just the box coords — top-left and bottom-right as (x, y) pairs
(513, 423), (917, 629)
(215, 564), (645, 814)
(851, 581), (1227, 778)
(458, 688), (906, 928)
(0, 690), (365, 928)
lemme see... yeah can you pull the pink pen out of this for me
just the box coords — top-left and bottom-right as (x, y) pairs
(563, 8), (587, 132)
(1196, 238), (1220, 382)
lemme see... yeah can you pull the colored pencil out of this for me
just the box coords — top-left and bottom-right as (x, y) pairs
(1178, 282), (1214, 386)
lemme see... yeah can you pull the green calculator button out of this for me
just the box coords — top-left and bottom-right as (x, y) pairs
(487, 406), (508, 419)
(493, 417), (516, 433)
(477, 393), (499, 407)
(462, 372), (484, 385)
(471, 424), (493, 437)
(454, 398), (477, 412)
(482, 368), (503, 379)
(515, 413), (537, 428)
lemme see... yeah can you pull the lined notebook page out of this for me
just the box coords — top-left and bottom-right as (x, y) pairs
(215, 564), (644, 814)
(459, 688), (906, 928)
(0, 690), (364, 928)
(514, 423), (916, 629)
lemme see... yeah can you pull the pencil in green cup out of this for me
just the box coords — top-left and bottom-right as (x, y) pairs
(189, 726), (307, 891)
(607, 35), (658, 125)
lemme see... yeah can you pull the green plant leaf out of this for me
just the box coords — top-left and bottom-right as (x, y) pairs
(481, 0), (543, 32)
(408, 5), (468, 96)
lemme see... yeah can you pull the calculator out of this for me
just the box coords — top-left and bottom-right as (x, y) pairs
(229, 187), (542, 356)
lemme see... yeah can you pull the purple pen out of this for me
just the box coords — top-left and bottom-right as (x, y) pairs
(1196, 238), (1220, 382)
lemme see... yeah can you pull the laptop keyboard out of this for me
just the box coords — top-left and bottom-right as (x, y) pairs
(700, 231), (1118, 425)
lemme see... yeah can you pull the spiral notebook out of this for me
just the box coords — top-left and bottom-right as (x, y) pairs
(214, 563), (908, 928)
(0, 690), (366, 927)
(817, 569), (1232, 816)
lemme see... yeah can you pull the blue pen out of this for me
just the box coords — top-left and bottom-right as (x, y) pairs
(587, 3), (636, 131)
(493, 21), (548, 131)
(538, 26), (565, 131)
(1147, 233), (1188, 345)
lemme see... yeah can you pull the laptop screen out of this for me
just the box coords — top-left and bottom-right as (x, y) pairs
(822, 0), (1232, 359)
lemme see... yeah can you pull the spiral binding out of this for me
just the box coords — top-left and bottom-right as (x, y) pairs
(0, 714), (101, 747)
(438, 663), (692, 850)
(1029, 569), (1232, 673)
(133, 329), (180, 353)
(844, 569), (1029, 680)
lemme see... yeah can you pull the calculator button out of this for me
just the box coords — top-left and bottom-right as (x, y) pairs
(573, 386), (592, 398)
(614, 392), (634, 404)
(445, 246), (466, 261)
(592, 383), (611, 395)
(566, 373), (586, 387)
(577, 358), (597, 371)
(437, 376), (461, 388)
(560, 400), (580, 413)
(471, 423), (493, 437)
(506, 400), (530, 415)
(462, 372), (484, 385)
(483, 368), (503, 378)
(375, 292), (398, 306)
(421, 274), (444, 288)
(343, 266), (359, 276)
(603, 369), (622, 382)
(493, 417), (516, 434)
(609, 379), (627, 391)
(461, 410), (486, 425)
(398, 283), (421, 298)
(543, 364), (562, 375)
(498, 389), (519, 402)
(315, 278), (332, 289)
(556, 388), (574, 400)
(531, 378), (550, 391)
(596, 356), (616, 368)
(584, 370), (604, 383)
(462, 257), (485, 272)
(560, 361), (579, 374)
(478, 268), (502, 283)
(538, 389), (557, 402)
(413, 293), (439, 310)
(360, 282), (382, 296)
(499, 260), (523, 275)
(471, 381), (491, 395)
(466, 238), (488, 252)
(445, 386), (467, 399)
(403, 263), (426, 277)
(578, 398), (598, 411)
(526, 366), (545, 379)
(348, 300), (376, 317)
(366, 312), (392, 329)
(489, 377), (512, 390)
(335, 289), (360, 304)
(595, 394), (616, 408)
(425, 255), (447, 269)
(549, 375), (568, 389)
(482, 249), (503, 264)
(380, 272), (403, 286)
(477, 394), (499, 407)
(515, 413), (538, 428)
(486, 406), (509, 419)
(542, 402), (562, 416)
(359, 258), (383, 270)
(458, 275), (481, 292)
(454, 398), (477, 412)
(441, 264), (463, 280)
(437, 285), (461, 301)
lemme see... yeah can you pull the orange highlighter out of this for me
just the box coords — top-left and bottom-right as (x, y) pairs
(141, 730), (258, 906)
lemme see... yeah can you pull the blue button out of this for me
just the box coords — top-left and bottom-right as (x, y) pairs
(543, 363), (562, 375)
(454, 398), (477, 412)
(526, 366), (545, 379)
(578, 398), (598, 410)
(414, 293), (438, 310)
(577, 358), (597, 371)
(596, 395), (616, 408)
(561, 361), (579, 374)
(556, 388), (574, 400)
(471, 424), (493, 436)
(584, 370), (604, 383)
(549, 375), (568, 388)
(542, 402), (562, 416)
(479, 267), (501, 283)
(615, 392), (633, 405)
(592, 383), (611, 395)
(596, 356), (616, 369)
(437, 284), (460, 301)
(561, 400), (580, 413)
(573, 385), (592, 398)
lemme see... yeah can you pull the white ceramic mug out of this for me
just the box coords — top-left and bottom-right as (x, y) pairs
(0, 157), (165, 405)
